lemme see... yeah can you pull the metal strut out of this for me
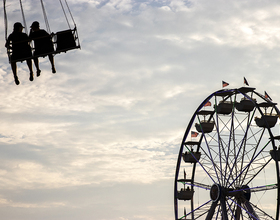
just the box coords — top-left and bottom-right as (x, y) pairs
(19, 0), (27, 34)
(40, 0), (51, 33)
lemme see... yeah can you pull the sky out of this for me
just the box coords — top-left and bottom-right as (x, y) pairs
(1, 0), (280, 219)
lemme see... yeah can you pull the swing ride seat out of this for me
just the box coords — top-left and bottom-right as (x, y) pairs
(7, 28), (80, 64)
(8, 50), (55, 63)
(7, 41), (54, 63)
(54, 27), (80, 53)
(6, 38), (33, 63)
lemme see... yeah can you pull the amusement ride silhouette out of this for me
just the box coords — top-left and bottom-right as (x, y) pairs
(3, 0), (80, 85)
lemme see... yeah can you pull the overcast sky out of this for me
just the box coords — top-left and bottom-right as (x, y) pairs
(1, 0), (280, 219)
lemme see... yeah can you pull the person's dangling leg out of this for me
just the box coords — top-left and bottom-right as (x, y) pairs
(26, 59), (34, 81)
(33, 57), (41, 77)
(11, 62), (20, 85)
(48, 54), (56, 73)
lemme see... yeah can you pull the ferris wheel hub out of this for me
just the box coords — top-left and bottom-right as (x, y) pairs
(210, 183), (221, 202)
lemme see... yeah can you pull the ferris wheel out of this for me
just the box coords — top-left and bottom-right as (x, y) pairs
(174, 86), (280, 220)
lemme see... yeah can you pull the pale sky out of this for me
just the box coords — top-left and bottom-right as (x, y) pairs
(1, 0), (280, 219)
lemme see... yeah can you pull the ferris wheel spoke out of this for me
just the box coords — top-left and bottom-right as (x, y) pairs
(198, 146), (227, 183)
(228, 198), (259, 220)
(228, 141), (271, 188)
(242, 157), (272, 186)
(202, 116), (233, 185)
(184, 144), (217, 183)
(233, 112), (249, 132)
(234, 202), (242, 220)
(215, 114), (224, 186)
(249, 183), (278, 193)
(246, 202), (275, 220)
(222, 112), (244, 186)
(238, 129), (266, 185)
(222, 137), (236, 185)
(181, 200), (212, 220)
(205, 201), (218, 220)
(216, 204), (222, 220)
(220, 195), (229, 220)
(225, 109), (257, 187)
(228, 183), (278, 195)
(225, 200), (236, 220)
(217, 131), (232, 185)
(200, 131), (222, 184)
(235, 113), (256, 186)
(246, 125), (264, 143)
(243, 200), (259, 220)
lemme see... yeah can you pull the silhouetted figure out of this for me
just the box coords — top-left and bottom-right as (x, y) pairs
(5, 22), (34, 85)
(29, 21), (56, 76)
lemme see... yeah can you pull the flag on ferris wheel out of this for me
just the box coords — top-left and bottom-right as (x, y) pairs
(222, 81), (229, 87)
(191, 131), (198, 137)
(265, 91), (272, 101)
(244, 77), (249, 86)
(204, 100), (211, 107)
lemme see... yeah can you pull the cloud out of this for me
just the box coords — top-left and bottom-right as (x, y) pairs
(0, 0), (280, 219)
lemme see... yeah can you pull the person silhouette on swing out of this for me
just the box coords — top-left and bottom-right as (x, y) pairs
(5, 22), (34, 85)
(29, 21), (56, 76)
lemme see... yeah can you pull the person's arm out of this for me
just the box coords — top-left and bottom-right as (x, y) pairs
(5, 35), (11, 48)
(29, 30), (33, 40)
